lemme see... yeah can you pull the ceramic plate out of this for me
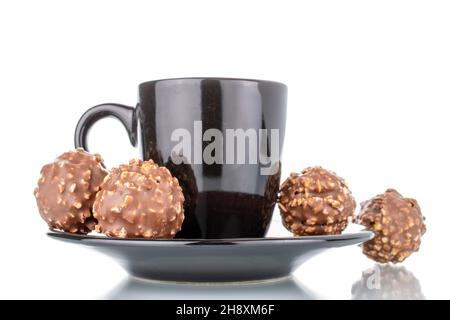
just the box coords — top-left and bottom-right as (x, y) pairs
(48, 229), (372, 282)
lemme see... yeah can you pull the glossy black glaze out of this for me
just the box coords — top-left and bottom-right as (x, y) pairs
(74, 103), (137, 150)
(74, 78), (287, 239)
(48, 230), (373, 282)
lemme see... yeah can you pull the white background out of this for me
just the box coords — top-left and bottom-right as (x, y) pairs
(0, 0), (449, 299)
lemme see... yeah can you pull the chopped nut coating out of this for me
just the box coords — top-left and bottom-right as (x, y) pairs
(34, 148), (108, 234)
(93, 159), (184, 239)
(356, 189), (426, 263)
(278, 167), (356, 235)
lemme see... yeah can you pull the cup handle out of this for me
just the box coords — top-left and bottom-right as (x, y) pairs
(74, 103), (137, 151)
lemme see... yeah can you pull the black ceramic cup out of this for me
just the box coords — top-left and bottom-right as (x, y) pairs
(75, 78), (287, 239)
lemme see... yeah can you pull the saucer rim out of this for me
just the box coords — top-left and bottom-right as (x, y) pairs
(47, 228), (373, 244)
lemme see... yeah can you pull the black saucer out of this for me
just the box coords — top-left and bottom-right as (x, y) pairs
(47, 230), (373, 282)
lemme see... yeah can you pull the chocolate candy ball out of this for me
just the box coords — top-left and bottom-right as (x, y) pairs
(279, 167), (356, 235)
(34, 149), (108, 234)
(356, 189), (426, 263)
(93, 159), (185, 238)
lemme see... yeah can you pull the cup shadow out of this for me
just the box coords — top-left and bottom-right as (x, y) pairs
(106, 276), (319, 300)
(351, 264), (425, 300)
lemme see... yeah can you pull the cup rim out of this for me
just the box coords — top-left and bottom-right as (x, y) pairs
(139, 77), (287, 89)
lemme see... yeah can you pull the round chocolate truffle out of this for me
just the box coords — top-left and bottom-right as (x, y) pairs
(93, 159), (185, 238)
(356, 189), (426, 263)
(34, 148), (108, 234)
(278, 167), (356, 235)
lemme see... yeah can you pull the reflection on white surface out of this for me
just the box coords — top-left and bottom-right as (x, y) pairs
(351, 264), (425, 300)
(106, 276), (319, 300)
